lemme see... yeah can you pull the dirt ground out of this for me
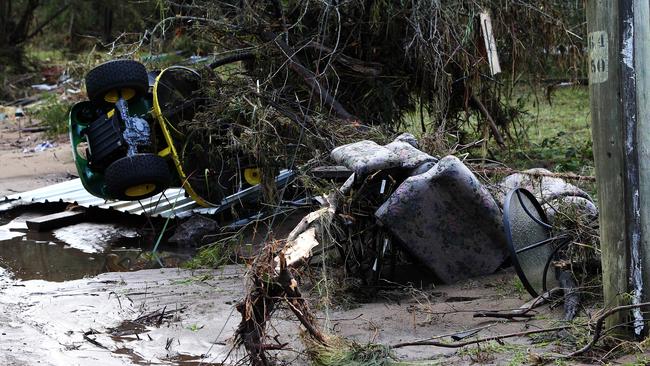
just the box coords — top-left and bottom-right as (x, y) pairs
(0, 264), (568, 366)
(0, 113), (76, 197)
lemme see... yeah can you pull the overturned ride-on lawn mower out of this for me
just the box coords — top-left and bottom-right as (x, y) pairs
(69, 58), (261, 205)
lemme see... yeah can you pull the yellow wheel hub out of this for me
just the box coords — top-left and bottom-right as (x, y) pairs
(125, 183), (156, 197)
(104, 88), (136, 103)
(244, 168), (262, 185)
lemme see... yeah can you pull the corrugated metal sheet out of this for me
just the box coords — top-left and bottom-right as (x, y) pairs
(1, 170), (295, 219)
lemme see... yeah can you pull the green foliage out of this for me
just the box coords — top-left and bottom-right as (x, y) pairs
(31, 0), (160, 50)
(512, 276), (527, 297)
(186, 323), (203, 332)
(171, 274), (214, 285)
(506, 349), (528, 366)
(458, 341), (525, 364)
(626, 355), (650, 366)
(311, 341), (394, 366)
(183, 243), (231, 269)
(493, 86), (593, 174)
(554, 359), (568, 366)
(32, 93), (72, 138)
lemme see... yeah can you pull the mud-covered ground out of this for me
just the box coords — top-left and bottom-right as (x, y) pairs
(0, 264), (567, 365)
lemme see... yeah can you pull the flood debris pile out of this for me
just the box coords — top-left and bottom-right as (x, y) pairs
(173, 1), (584, 132)
(143, 1), (587, 208)
(179, 69), (382, 207)
(235, 134), (602, 364)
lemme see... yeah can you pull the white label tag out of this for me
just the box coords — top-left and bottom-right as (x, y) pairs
(588, 31), (609, 84)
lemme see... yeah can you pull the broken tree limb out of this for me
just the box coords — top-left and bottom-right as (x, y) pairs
(235, 253), (282, 366)
(236, 191), (343, 363)
(278, 253), (328, 344)
(469, 95), (505, 146)
(259, 31), (357, 122)
(236, 246), (330, 365)
(562, 302), (650, 358)
(276, 206), (334, 269)
(304, 42), (383, 76)
(276, 188), (344, 270)
(391, 325), (572, 349)
(473, 287), (561, 320)
(472, 312), (534, 320)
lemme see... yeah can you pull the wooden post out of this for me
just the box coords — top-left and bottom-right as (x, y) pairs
(588, 0), (650, 336)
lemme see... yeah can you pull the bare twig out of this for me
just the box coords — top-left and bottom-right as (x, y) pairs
(563, 302), (650, 358)
(474, 288), (561, 320)
(259, 31), (357, 122)
(83, 329), (109, 350)
(391, 325), (571, 349)
(470, 95), (505, 146)
(395, 301), (650, 360)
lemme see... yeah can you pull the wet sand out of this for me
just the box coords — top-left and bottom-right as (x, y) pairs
(0, 265), (567, 365)
(0, 117), (76, 198)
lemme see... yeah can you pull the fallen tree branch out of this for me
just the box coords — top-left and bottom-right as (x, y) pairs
(473, 312), (534, 319)
(474, 288), (561, 320)
(391, 325), (572, 349)
(236, 243), (330, 365)
(304, 42), (383, 76)
(83, 329), (109, 350)
(563, 302), (650, 358)
(277, 253), (327, 344)
(396, 301), (650, 359)
(235, 196), (340, 364)
(469, 95), (505, 146)
(259, 31), (357, 122)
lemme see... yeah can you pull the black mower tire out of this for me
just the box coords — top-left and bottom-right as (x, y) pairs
(85, 60), (149, 105)
(105, 153), (171, 201)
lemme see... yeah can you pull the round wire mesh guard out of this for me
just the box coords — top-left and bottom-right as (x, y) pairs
(503, 188), (561, 297)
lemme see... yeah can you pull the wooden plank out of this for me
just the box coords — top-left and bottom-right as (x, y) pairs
(479, 11), (501, 75)
(309, 165), (353, 180)
(587, 0), (628, 331)
(26, 211), (85, 232)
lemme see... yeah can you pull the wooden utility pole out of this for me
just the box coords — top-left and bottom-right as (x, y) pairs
(588, 0), (650, 336)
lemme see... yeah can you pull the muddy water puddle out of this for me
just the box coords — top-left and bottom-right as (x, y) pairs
(0, 208), (194, 281)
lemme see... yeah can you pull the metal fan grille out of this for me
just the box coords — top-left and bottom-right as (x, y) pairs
(503, 188), (558, 297)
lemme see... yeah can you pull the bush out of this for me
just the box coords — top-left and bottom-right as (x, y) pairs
(183, 243), (232, 269)
(33, 93), (72, 138)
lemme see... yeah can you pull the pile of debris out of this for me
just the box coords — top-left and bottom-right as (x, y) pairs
(234, 134), (600, 364)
